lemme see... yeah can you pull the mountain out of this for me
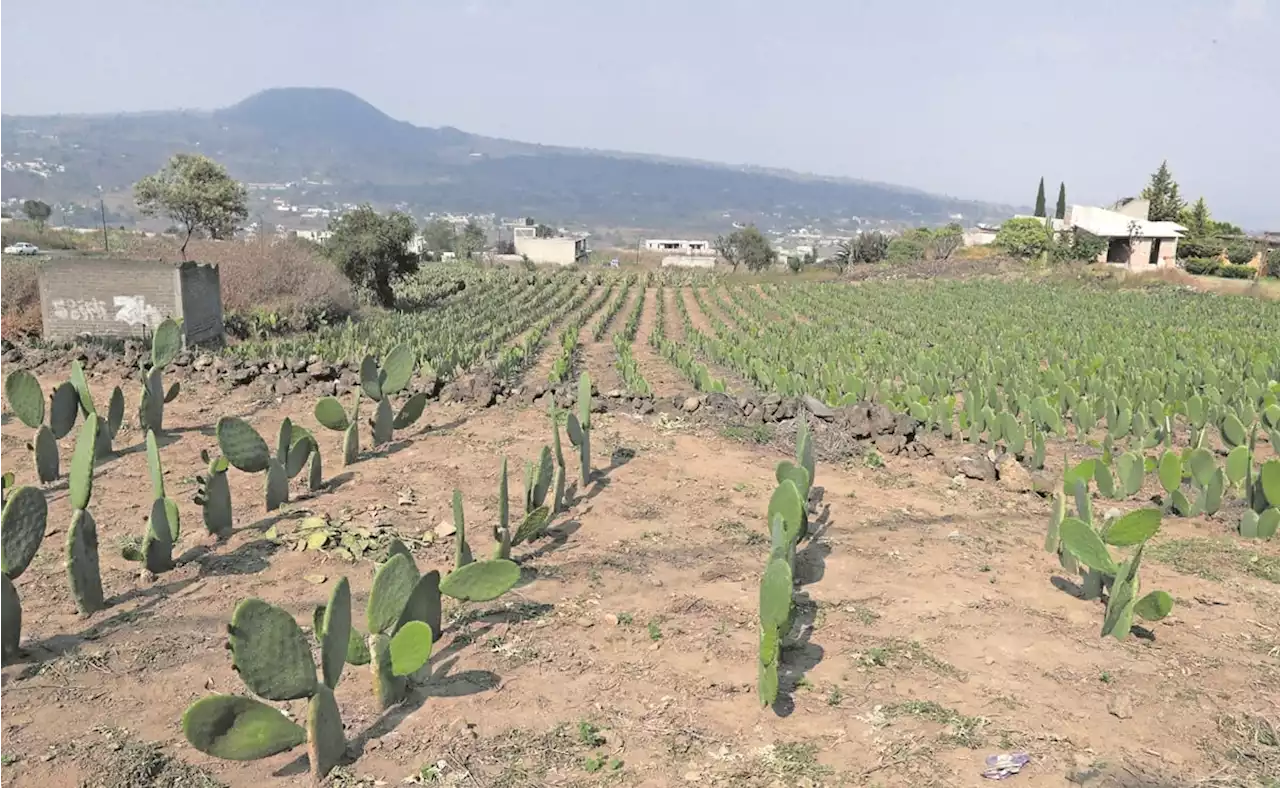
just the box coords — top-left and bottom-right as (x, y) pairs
(1, 87), (1015, 232)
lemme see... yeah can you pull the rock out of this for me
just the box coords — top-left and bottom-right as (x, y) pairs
(777, 398), (798, 420)
(229, 367), (258, 386)
(314, 380), (338, 397)
(874, 434), (907, 455)
(605, 388), (625, 398)
(307, 361), (337, 381)
(838, 403), (874, 438)
(944, 455), (997, 482)
(802, 395), (834, 421)
(273, 376), (301, 397)
(636, 398), (655, 415)
(893, 413), (919, 438)
(434, 520), (457, 538)
(682, 396), (702, 413)
(868, 404), (897, 435)
(193, 354), (214, 371)
(995, 455), (1033, 493)
(1107, 692), (1133, 719)
(290, 358), (308, 374)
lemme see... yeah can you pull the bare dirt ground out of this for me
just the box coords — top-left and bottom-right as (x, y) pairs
(630, 288), (686, 399)
(2, 369), (1279, 788)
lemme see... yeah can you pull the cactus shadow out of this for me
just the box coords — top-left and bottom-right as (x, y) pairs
(770, 590), (825, 718)
(192, 538), (283, 576)
(364, 440), (412, 460)
(1050, 575), (1086, 599)
(516, 518), (583, 567)
(409, 415), (469, 438)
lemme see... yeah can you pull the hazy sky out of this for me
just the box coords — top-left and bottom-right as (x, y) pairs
(3, 0), (1277, 227)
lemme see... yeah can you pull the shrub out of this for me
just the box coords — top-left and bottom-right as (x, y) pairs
(994, 217), (1051, 259)
(1051, 228), (1108, 263)
(1266, 249), (1280, 278)
(1177, 236), (1223, 260)
(0, 258), (43, 339)
(1182, 257), (1221, 276)
(1217, 263), (1255, 280)
(886, 236), (926, 262)
(1225, 243), (1256, 266)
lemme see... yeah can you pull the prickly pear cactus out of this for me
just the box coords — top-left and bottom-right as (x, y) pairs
(550, 412), (567, 514)
(2, 485), (49, 580)
(566, 372), (593, 487)
(228, 598), (318, 700)
(217, 417), (271, 473)
(183, 694), (307, 761)
(357, 344), (424, 446)
(315, 394), (362, 465)
(195, 450), (233, 538)
(439, 559), (520, 602)
(32, 425), (59, 484)
(1, 573), (22, 661)
(319, 578), (352, 690)
(452, 489), (473, 569)
(67, 509), (105, 614)
(5, 370), (45, 429)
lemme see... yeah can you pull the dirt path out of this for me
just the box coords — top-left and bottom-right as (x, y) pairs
(2, 370), (1272, 788)
(631, 286), (687, 398)
(579, 287), (642, 395)
(520, 285), (600, 386)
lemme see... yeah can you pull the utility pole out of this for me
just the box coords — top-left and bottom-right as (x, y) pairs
(98, 186), (109, 253)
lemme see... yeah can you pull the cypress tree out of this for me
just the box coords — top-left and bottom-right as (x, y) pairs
(1055, 182), (1067, 220)
(1034, 177), (1047, 218)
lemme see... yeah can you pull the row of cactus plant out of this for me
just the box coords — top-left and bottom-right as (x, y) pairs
(6, 369), (82, 483)
(215, 416), (321, 511)
(314, 344), (426, 459)
(121, 431), (180, 573)
(758, 418), (815, 707)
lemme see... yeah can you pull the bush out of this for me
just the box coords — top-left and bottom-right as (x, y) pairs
(0, 257), (43, 340)
(1225, 243), (1256, 266)
(1266, 249), (1280, 278)
(1182, 257), (1221, 276)
(1177, 236), (1223, 260)
(1217, 263), (1255, 280)
(1051, 228), (1108, 263)
(886, 236), (926, 262)
(994, 217), (1051, 259)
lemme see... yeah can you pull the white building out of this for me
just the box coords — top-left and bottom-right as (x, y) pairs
(645, 239), (711, 254)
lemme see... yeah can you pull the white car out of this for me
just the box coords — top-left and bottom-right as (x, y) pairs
(3, 242), (40, 255)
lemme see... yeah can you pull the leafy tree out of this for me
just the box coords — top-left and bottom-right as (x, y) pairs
(831, 231), (889, 271)
(455, 219), (487, 260)
(1207, 218), (1243, 236)
(928, 223), (964, 261)
(535, 223), (556, 238)
(1265, 249), (1280, 279)
(420, 218), (458, 260)
(995, 217), (1052, 259)
(714, 225), (776, 272)
(324, 205), (418, 307)
(1139, 160), (1185, 222)
(134, 153), (248, 259)
(21, 200), (52, 232)
(1034, 177), (1047, 218)
(1225, 242), (1256, 266)
(887, 234), (927, 262)
(1177, 236), (1223, 260)
(1055, 183), (1067, 221)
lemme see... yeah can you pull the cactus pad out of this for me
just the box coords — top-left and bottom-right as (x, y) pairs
(5, 370), (44, 428)
(49, 382), (80, 440)
(1260, 459), (1280, 508)
(372, 397), (394, 445)
(342, 422), (360, 465)
(1115, 452), (1144, 498)
(774, 461), (810, 498)
(439, 559), (520, 602)
(139, 367), (165, 433)
(33, 424), (59, 483)
(314, 397), (351, 431)
(577, 372), (592, 430)
(512, 506), (550, 547)
(367, 553), (418, 635)
(393, 392), (427, 430)
(368, 633), (407, 709)
(1157, 451), (1182, 495)
(766, 480), (804, 545)
(389, 620), (433, 676)
(320, 578), (352, 690)
(143, 498), (175, 573)
(758, 660), (779, 708)
(69, 416), (100, 511)
(397, 570), (442, 642)
(264, 459), (288, 512)
(182, 694), (306, 761)
(306, 685), (344, 781)
(198, 457), (234, 538)
(1, 485), (48, 579)
(151, 318), (182, 368)
(105, 385), (125, 435)
(380, 344), (415, 395)
(146, 429), (166, 499)
(759, 559), (793, 631)
(359, 356), (383, 400)
(1, 573), (20, 660)
(1133, 590), (1173, 621)
(566, 413), (583, 447)
(1104, 508), (1161, 547)
(70, 360), (95, 416)
(66, 509), (105, 614)
(308, 450), (323, 491)
(217, 417), (271, 473)
(1058, 517), (1118, 575)
(228, 598), (318, 701)
(286, 433), (313, 478)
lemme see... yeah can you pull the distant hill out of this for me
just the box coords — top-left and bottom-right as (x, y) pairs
(1, 87), (1016, 232)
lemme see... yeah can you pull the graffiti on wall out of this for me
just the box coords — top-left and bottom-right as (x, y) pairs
(112, 296), (168, 328)
(50, 298), (110, 322)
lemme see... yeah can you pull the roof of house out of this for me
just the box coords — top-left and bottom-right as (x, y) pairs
(1067, 204), (1186, 239)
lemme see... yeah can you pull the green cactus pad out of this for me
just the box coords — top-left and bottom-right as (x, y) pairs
(1221, 412), (1247, 448)
(69, 360), (95, 416)
(1058, 517), (1118, 575)
(66, 415), (101, 511)
(359, 356), (383, 400)
(1186, 449), (1217, 488)
(380, 344), (415, 395)
(774, 461), (810, 498)
(530, 447), (554, 511)
(389, 620), (434, 676)
(498, 457), (510, 531)
(306, 685), (344, 781)
(566, 413), (583, 447)
(308, 450), (323, 491)
(182, 694), (306, 761)
(1, 573), (21, 660)
(143, 498), (174, 573)
(1044, 492), (1065, 554)
(1, 485), (48, 579)
(759, 559), (793, 631)
(797, 433), (815, 490)
(1133, 590), (1173, 621)
(1157, 452), (1182, 495)
(150, 318), (182, 367)
(367, 553), (418, 635)
(200, 464), (233, 538)
(758, 660), (779, 707)
(439, 559), (520, 602)
(217, 417), (271, 473)
(577, 372), (592, 430)
(452, 489), (473, 568)
(1202, 469), (1225, 516)
(1225, 445), (1250, 486)
(342, 422), (360, 465)
(385, 538), (414, 565)
(33, 424), (59, 483)
(164, 381), (181, 403)
(275, 418), (293, 468)
(368, 633), (407, 709)
(229, 598), (318, 701)
(759, 626), (779, 666)
(1260, 460), (1280, 508)
(314, 397), (351, 431)
(512, 506), (550, 547)
(397, 570), (442, 642)
(49, 381), (80, 440)
(105, 386), (124, 436)
(66, 509), (105, 614)
(285, 437), (311, 479)
(1115, 452), (1144, 498)
(393, 392), (427, 430)
(372, 397), (394, 445)
(5, 370), (44, 428)
(1104, 508), (1161, 547)
(320, 578), (352, 690)
(766, 480), (805, 545)
(264, 459), (288, 512)
(146, 430), (166, 499)
(139, 367), (165, 433)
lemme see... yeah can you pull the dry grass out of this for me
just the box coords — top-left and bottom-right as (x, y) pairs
(1, 257), (43, 340)
(1094, 266), (1280, 301)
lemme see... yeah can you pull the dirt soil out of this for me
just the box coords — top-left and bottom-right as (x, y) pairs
(2, 371), (1278, 788)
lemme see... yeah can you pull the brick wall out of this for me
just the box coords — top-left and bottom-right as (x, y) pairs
(38, 257), (224, 346)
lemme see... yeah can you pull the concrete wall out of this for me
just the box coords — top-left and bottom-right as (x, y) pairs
(660, 255), (717, 268)
(1100, 237), (1178, 271)
(39, 257), (224, 345)
(513, 236), (587, 266)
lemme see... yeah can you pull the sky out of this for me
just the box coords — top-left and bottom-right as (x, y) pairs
(2, 0), (1277, 228)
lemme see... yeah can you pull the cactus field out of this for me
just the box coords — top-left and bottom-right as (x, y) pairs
(1, 268), (1279, 787)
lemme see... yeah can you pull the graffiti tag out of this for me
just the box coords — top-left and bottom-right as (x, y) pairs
(113, 296), (167, 328)
(50, 298), (109, 322)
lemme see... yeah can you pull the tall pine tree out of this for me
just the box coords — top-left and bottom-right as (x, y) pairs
(1055, 182), (1067, 220)
(1140, 160), (1185, 222)
(1034, 177), (1047, 218)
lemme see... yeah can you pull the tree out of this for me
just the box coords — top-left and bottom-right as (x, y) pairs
(995, 217), (1052, 259)
(324, 205), (418, 307)
(1180, 197), (1210, 237)
(1034, 177), (1047, 218)
(928, 223), (964, 261)
(134, 153), (248, 259)
(420, 218), (457, 260)
(714, 225), (776, 272)
(455, 219), (487, 260)
(21, 200), (51, 232)
(1055, 183), (1067, 221)
(535, 223), (556, 238)
(1139, 160), (1185, 222)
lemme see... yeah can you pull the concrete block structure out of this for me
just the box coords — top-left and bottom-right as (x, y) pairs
(513, 228), (588, 266)
(660, 255), (717, 268)
(1064, 204), (1184, 270)
(645, 239), (711, 254)
(38, 256), (225, 345)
